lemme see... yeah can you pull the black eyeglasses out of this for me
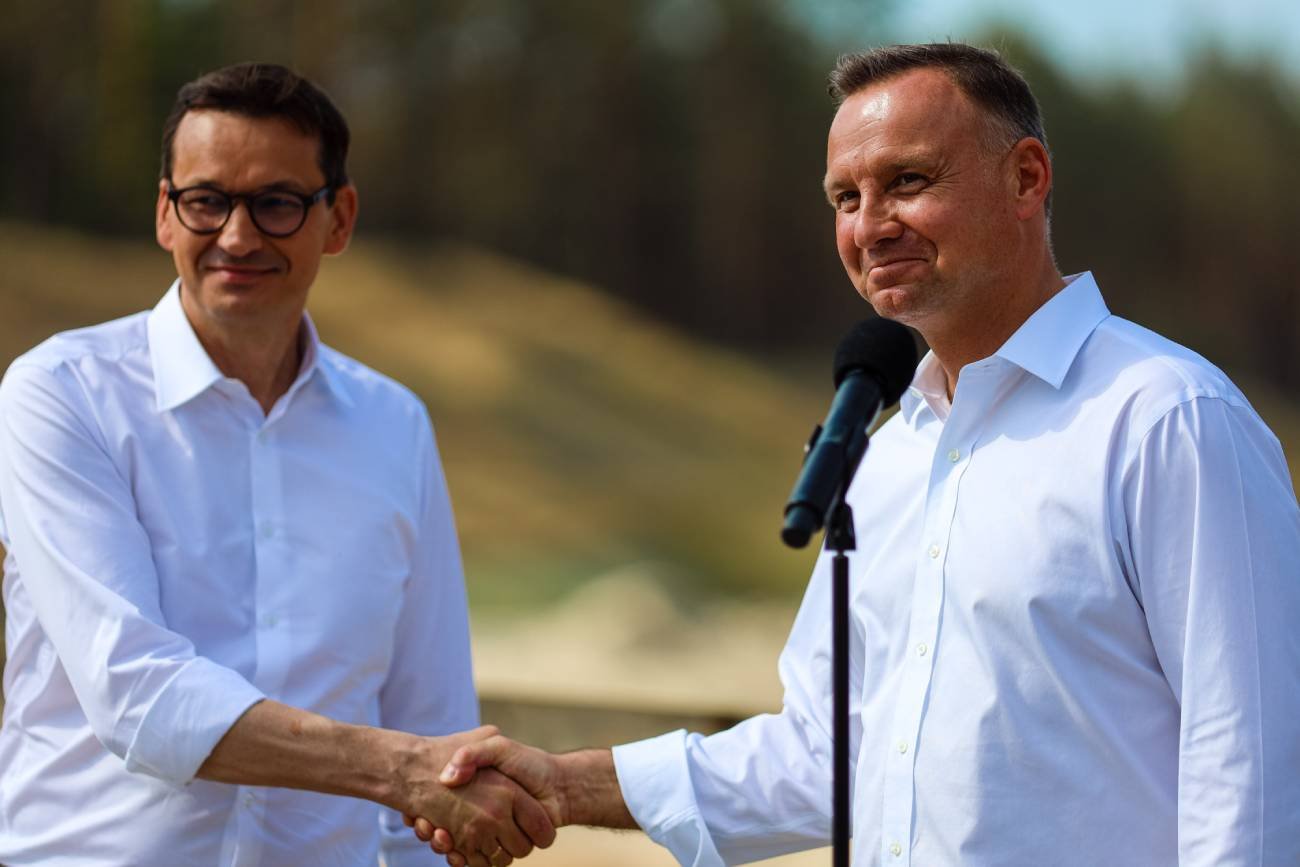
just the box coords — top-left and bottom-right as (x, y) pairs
(166, 183), (334, 238)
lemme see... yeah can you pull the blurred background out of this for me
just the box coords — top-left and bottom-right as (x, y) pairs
(1, 1), (1298, 863)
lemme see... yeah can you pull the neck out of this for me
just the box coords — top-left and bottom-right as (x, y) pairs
(926, 253), (1065, 400)
(182, 300), (305, 415)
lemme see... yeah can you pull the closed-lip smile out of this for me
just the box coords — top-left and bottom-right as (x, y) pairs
(868, 257), (925, 272)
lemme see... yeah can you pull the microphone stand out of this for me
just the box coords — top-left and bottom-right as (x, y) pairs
(826, 489), (854, 867)
(783, 388), (889, 867)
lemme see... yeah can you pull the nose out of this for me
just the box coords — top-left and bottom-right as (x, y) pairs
(216, 199), (263, 257)
(851, 193), (904, 250)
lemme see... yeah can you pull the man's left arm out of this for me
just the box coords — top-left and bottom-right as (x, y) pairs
(1125, 394), (1300, 864)
(378, 411), (480, 867)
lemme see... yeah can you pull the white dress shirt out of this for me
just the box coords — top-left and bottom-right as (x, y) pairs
(614, 273), (1300, 866)
(0, 282), (476, 866)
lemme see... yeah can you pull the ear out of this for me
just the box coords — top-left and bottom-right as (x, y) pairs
(155, 180), (175, 251)
(1009, 137), (1052, 221)
(323, 184), (359, 256)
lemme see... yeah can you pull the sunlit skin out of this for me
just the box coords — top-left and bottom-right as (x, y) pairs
(823, 68), (1062, 396)
(411, 69), (1070, 867)
(155, 110), (358, 412)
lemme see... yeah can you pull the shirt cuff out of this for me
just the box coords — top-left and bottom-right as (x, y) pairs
(123, 656), (265, 785)
(613, 730), (726, 867)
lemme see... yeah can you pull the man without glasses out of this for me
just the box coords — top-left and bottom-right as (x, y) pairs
(421, 43), (1300, 866)
(0, 63), (555, 866)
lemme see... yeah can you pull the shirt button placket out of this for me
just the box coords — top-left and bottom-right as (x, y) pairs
(249, 424), (277, 690)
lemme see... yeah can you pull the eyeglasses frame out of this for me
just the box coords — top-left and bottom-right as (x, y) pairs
(165, 182), (335, 238)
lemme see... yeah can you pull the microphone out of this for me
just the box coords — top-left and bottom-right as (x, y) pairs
(781, 318), (918, 549)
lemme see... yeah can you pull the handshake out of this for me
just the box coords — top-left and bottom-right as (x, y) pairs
(394, 728), (634, 867)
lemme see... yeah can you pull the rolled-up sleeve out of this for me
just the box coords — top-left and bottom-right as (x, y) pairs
(1124, 395), (1300, 864)
(614, 550), (843, 866)
(377, 409), (478, 867)
(0, 361), (264, 785)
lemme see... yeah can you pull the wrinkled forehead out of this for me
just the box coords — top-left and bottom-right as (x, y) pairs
(828, 68), (985, 155)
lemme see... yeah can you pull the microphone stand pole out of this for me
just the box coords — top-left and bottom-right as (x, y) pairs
(826, 490), (855, 867)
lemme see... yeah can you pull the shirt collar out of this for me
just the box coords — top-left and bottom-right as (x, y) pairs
(993, 271), (1109, 389)
(147, 280), (341, 413)
(147, 281), (223, 413)
(901, 351), (951, 424)
(898, 272), (1110, 424)
(298, 314), (354, 409)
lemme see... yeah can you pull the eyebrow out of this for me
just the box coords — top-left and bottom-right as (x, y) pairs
(821, 147), (939, 202)
(821, 175), (843, 203)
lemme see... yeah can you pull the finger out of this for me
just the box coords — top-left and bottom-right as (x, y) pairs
(430, 827), (455, 854)
(441, 735), (512, 784)
(494, 819), (535, 860)
(442, 850), (467, 867)
(490, 848), (514, 867)
(439, 762), (477, 787)
(513, 790), (557, 848)
(412, 816), (435, 842)
(402, 813), (415, 828)
(465, 852), (491, 867)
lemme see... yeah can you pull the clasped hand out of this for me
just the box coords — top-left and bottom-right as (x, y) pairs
(397, 728), (561, 867)
(404, 734), (565, 867)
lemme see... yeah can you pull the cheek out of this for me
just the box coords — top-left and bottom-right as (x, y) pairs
(834, 216), (860, 271)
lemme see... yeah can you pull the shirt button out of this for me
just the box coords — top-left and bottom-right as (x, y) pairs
(243, 793), (255, 807)
(897, 740), (908, 754)
(262, 613), (279, 628)
(947, 448), (960, 462)
(890, 842), (903, 857)
(916, 643), (928, 657)
(928, 544), (940, 559)
(259, 522), (274, 540)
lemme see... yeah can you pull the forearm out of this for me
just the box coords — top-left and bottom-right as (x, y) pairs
(555, 748), (638, 830)
(197, 699), (424, 811)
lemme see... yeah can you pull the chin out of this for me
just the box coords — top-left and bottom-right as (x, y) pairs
(860, 282), (919, 322)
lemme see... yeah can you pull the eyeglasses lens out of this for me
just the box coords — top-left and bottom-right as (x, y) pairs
(176, 189), (230, 232)
(251, 194), (307, 236)
(176, 189), (307, 236)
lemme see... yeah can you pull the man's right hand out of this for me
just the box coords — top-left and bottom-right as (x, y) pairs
(197, 704), (556, 867)
(390, 728), (558, 866)
(406, 735), (637, 867)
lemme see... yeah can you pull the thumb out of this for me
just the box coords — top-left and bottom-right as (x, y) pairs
(439, 735), (510, 786)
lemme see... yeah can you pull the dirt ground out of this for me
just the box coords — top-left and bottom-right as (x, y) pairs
(470, 568), (836, 866)
(509, 826), (830, 866)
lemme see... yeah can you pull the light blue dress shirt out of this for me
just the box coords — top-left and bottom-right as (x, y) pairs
(0, 283), (476, 866)
(614, 273), (1300, 865)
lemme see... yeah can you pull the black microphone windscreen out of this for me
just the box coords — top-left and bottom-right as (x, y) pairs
(832, 317), (918, 404)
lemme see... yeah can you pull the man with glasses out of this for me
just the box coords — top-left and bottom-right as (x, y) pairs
(0, 63), (552, 866)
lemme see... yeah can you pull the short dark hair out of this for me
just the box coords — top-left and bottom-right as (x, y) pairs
(829, 43), (1048, 161)
(160, 62), (350, 191)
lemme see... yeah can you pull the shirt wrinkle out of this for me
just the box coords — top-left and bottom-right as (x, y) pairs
(614, 271), (1300, 866)
(0, 283), (478, 866)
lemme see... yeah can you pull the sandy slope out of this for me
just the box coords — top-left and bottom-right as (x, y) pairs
(471, 571), (836, 867)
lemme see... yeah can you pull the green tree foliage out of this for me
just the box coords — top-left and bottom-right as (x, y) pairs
(1000, 36), (1300, 389)
(0, 3), (1296, 389)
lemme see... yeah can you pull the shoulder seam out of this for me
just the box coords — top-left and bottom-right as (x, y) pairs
(9, 319), (151, 374)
